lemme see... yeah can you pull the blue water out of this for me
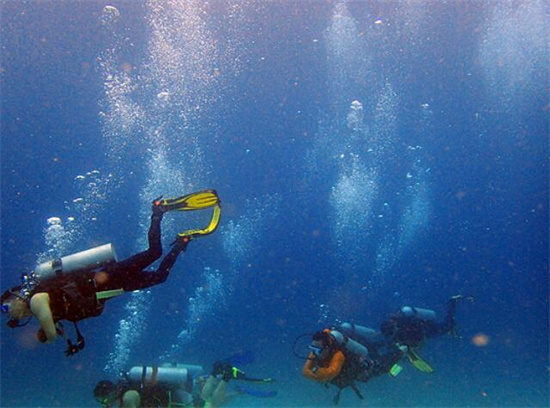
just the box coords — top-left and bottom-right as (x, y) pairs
(1, 1), (548, 407)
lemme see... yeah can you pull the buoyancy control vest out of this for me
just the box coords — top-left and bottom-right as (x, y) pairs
(319, 328), (370, 404)
(45, 271), (105, 322)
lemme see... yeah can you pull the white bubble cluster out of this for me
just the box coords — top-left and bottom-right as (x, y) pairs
(324, 1), (369, 116)
(221, 194), (281, 270)
(104, 290), (152, 375)
(346, 100), (364, 132)
(38, 217), (74, 263)
(306, 4), (436, 293)
(35, 169), (117, 268)
(98, 0), (258, 369)
(398, 164), (431, 248)
(69, 170), (118, 231)
(100, 6), (121, 27)
(161, 267), (224, 361)
(317, 303), (332, 325)
(477, 0), (546, 109)
(330, 161), (378, 263)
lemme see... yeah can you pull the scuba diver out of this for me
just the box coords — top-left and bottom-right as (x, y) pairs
(94, 360), (276, 408)
(1, 190), (221, 356)
(302, 295), (474, 404)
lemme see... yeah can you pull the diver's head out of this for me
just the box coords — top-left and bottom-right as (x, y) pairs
(380, 315), (400, 339)
(310, 329), (336, 358)
(94, 380), (116, 406)
(1, 287), (32, 327)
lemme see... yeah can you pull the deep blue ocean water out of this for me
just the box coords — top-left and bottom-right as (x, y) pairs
(1, 1), (548, 407)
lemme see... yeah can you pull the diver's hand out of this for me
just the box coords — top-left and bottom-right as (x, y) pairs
(152, 196), (165, 215)
(37, 327), (60, 343)
(37, 328), (47, 343)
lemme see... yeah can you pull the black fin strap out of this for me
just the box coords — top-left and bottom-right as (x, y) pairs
(141, 366), (147, 389)
(350, 382), (364, 400)
(64, 322), (85, 357)
(333, 389), (341, 405)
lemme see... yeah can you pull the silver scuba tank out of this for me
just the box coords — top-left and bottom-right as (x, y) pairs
(127, 365), (203, 388)
(330, 330), (370, 358)
(34, 243), (118, 282)
(400, 306), (437, 321)
(339, 322), (378, 343)
(160, 363), (204, 377)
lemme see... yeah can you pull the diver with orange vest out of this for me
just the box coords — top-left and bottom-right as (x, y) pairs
(302, 295), (474, 404)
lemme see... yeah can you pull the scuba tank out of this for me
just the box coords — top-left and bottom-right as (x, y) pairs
(160, 363), (204, 378)
(330, 330), (370, 358)
(339, 322), (378, 343)
(400, 306), (437, 321)
(127, 365), (203, 389)
(34, 243), (118, 282)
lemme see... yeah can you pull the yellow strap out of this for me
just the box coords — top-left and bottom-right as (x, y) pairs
(96, 289), (124, 300)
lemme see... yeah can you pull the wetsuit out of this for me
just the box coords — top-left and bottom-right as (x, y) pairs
(380, 300), (459, 348)
(40, 212), (186, 323)
(97, 212), (186, 292)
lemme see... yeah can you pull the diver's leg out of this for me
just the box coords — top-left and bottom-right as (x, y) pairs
(444, 297), (458, 332)
(201, 376), (218, 401)
(207, 380), (229, 408)
(120, 239), (188, 291)
(114, 213), (164, 272)
(426, 297), (459, 337)
(121, 390), (141, 408)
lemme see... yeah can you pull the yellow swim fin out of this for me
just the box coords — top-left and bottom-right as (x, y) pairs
(178, 203), (221, 239)
(156, 189), (219, 212)
(407, 348), (434, 373)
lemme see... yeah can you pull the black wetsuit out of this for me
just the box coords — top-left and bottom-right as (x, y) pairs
(42, 212), (186, 323)
(380, 300), (458, 348)
(98, 212), (185, 292)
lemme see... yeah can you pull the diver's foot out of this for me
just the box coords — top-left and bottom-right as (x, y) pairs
(171, 234), (192, 251)
(223, 366), (246, 382)
(397, 344), (408, 354)
(211, 361), (232, 377)
(449, 294), (475, 304)
(152, 196), (166, 215)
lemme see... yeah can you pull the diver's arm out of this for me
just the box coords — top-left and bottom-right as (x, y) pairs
(30, 293), (56, 343)
(303, 351), (345, 382)
(302, 352), (316, 378)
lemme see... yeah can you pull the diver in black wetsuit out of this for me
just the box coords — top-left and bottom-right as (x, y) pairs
(97, 205), (188, 293)
(1, 190), (221, 356)
(379, 295), (471, 348)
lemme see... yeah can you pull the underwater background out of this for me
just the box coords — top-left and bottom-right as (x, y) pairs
(1, 1), (548, 407)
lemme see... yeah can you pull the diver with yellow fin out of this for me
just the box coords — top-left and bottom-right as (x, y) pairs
(301, 295), (474, 404)
(1, 189), (221, 356)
